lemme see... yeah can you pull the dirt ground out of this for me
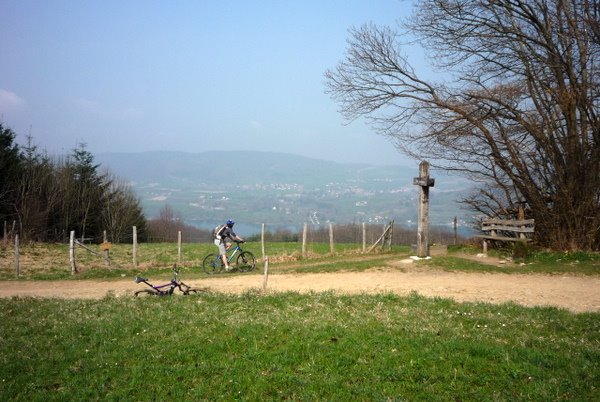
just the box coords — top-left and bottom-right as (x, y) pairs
(1, 255), (598, 313)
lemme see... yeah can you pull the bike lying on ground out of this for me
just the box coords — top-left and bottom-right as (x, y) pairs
(202, 240), (256, 274)
(134, 266), (207, 297)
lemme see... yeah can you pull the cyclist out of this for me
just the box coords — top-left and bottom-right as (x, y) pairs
(213, 219), (244, 271)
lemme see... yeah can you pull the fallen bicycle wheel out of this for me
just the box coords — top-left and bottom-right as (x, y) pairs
(183, 287), (209, 295)
(134, 289), (160, 297)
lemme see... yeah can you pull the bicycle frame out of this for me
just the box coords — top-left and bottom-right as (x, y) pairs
(223, 243), (242, 264)
(134, 268), (189, 296)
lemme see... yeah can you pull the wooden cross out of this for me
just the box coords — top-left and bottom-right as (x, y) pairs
(413, 161), (435, 258)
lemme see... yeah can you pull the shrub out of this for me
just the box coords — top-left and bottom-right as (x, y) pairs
(512, 240), (530, 259)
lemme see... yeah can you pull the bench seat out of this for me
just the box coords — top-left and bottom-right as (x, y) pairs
(474, 234), (532, 242)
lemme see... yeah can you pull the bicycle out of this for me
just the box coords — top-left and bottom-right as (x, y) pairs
(202, 240), (256, 274)
(134, 265), (207, 297)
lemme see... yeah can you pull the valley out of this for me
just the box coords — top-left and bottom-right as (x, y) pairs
(97, 151), (476, 234)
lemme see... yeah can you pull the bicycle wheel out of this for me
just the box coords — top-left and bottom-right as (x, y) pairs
(134, 289), (158, 297)
(236, 251), (256, 272)
(202, 253), (223, 274)
(183, 287), (209, 295)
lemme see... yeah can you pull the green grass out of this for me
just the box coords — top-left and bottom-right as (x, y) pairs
(444, 245), (600, 275)
(277, 255), (397, 273)
(0, 292), (598, 400)
(421, 255), (600, 275)
(1, 243), (599, 399)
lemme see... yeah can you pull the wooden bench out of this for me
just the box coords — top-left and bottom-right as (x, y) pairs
(475, 219), (535, 253)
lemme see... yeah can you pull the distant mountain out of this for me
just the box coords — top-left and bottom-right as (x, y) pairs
(96, 150), (416, 186)
(96, 151), (475, 234)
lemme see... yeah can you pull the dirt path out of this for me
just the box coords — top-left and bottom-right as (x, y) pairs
(1, 267), (598, 313)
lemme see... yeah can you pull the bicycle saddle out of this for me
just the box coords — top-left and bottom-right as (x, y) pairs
(134, 276), (148, 283)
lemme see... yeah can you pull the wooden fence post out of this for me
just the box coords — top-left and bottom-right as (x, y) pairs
(103, 230), (111, 267)
(177, 231), (182, 264)
(367, 223), (392, 253)
(261, 223), (266, 259)
(263, 256), (269, 292)
(387, 220), (394, 251)
(132, 226), (138, 267)
(453, 216), (457, 245)
(69, 230), (77, 274)
(14, 234), (20, 277)
(362, 222), (366, 252)
(329, 223), (334, 254)
(302, 223), (308, 257)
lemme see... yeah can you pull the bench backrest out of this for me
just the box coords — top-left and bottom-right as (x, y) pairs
(481, 219), (535, 234)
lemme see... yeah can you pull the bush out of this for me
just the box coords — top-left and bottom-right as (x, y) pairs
(512, 240), (530, 259)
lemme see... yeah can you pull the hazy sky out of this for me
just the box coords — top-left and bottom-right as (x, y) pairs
(1, 0), (423, 165)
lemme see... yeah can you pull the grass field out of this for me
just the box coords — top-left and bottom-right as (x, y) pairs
(1, 241), (599, 400)
(0, 292), (598, 400)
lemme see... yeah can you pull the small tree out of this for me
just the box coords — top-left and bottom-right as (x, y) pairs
(67, 143), (107, 241)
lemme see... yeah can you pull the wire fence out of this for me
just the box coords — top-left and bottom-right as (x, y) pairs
(1, 221), (468, 277)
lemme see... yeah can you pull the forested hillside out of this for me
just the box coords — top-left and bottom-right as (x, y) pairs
(0, 124), (146, 242)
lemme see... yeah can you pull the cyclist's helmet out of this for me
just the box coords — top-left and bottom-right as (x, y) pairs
(226, 219), (235, 227)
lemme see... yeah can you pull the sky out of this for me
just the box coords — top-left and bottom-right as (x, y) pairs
(0, 0), (423, 166)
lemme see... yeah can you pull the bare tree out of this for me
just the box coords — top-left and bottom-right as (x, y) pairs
(146, 204), (210, 243)
(0, 123), (22, 228)
(325, 0), (600, 250)
(13, 136), (54, 241)
(101, 173), (146, 243)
